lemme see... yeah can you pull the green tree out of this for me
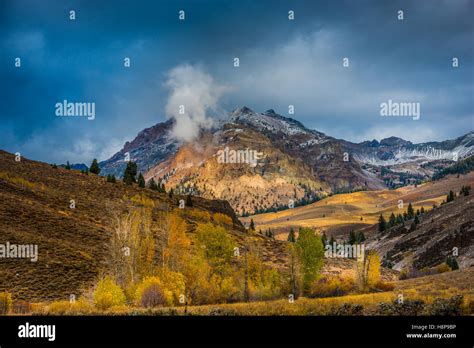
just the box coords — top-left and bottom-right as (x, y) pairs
(123, 161), (137, 185)
(414, 214), (420, 225)
(249, 218), (255, 231)
(389, 212), (396, 227)
(295, 228), (324, 294)
(149, 178), (159, 191)
(321, 231), (327, 246)
(138, 173), (145, 188)
(65, 161), (71, 170)
(378, 214), (387, 233)
(288, 228), (296, 243)
(356, 231), (366, 243)
(90, 158), (100, 174)
(186, 195), (193, 207)
(168, 188), (174, 198)
(407, 203), (414, 219)
(106, 174), (116, 183)
(348, 231), (356, 245)
(196, 223), (234, 277)
(447, 190), (455, 202)
(446, 256), (459, 270)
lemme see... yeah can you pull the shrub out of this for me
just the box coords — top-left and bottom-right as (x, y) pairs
(329, 303), (364, 316)
(426, 295), (463, 316)
(47, 298), (93, 315)
(436, 263), (451, 274)
(0, 291), (13, 315)
(93, 276), (126, 311)
(378, 299), (425, 316)
(135, 277), (170, 308)
(213, 213), (233, 226)
(310, 276), (355, 298)
(373, 281), (395, 292)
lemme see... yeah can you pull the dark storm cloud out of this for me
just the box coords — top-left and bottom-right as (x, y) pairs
(0, 0), (472, 163)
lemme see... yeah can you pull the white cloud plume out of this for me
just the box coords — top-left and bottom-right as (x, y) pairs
(164, 64), (228, 142)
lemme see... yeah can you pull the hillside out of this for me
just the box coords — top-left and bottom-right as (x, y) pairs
(242, 172), (474, 240)
(0, 150), (401, 302)
(0, 150), (288, 301)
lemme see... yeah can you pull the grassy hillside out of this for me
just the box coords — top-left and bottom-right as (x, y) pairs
(242, 172), (474, 240)
(0, 150), (282, 301)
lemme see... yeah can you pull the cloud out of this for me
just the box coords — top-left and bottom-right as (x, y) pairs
(164, 64), (229, 142)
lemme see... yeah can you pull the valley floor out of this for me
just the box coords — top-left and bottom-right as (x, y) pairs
(17, 268), (474, 316)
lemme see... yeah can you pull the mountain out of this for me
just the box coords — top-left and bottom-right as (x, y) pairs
(100, 107), (474, 214)
(99, 119), (179, 178)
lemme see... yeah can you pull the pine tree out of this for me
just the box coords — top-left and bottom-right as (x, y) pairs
(106, 174), (116, 183)
(321, 232), (327, 246)
(407, 203), (414, 219)
(186, 195), (193, 207)
(446, 190), (455, 202)
(378, 214), (387, 233)
(348, 231), (356, 245)
(90, 158), (100, 174)
(420, 206), (425, 214)
(389, 212), (396, 227)
(65, 161), (71, 170)
(287, 228), (296, 243)
(414, 214), (420, 225)
(137, 173), (145, 188)
(396, 214), (404, 224)
(168, 188), (174, 198)
(249, 218), (255, 231)
(356, 231), (366, 243)
(446, 256), (459, 270)
(123, 162), (137, 185)
(149, 178), (159, 191)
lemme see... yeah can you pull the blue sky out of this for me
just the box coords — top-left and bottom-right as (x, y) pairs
(0, 0), (473, 164)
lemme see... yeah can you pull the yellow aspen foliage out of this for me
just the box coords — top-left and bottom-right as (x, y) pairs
(357, 250), (381, 290)
(93, 276), (126, 311)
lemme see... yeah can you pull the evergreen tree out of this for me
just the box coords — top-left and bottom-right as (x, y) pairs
(149, 178), (159, 191)
(414, 214), (420, 225)
(65, 161), (71, 170)
(407, 203), (414, 219)
(90, 159), (100, 174)
(329, 236), (335, 246)
(186, 195), (193, 207)
(396, 214), (404, 224)
(348, 231), (356, 245)
(287, 228), (296, 243)
(446, 190), (455, 202)
(460, 185), (471, 196)
(446, 256), (459, 270)
(356, 231), (366, 243)
(106, 174), (116, 183)
(249, 218), (255, 231)
(123, 161), (137, 185)
(168, 188), (174, 198)
(137, 173), (145, 188)
(420, 206), (425, 214)
(389, 212), (396, 227)
(321, 232), (327, 246)
(378, 214), (387, 233)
